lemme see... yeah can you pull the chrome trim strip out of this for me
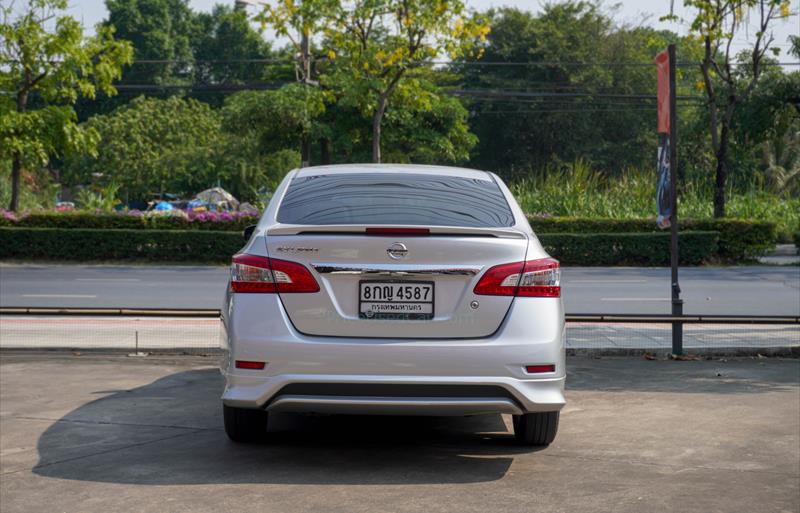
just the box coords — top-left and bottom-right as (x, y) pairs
(267, 395), (524, 416)
(311, 263), (481, 276)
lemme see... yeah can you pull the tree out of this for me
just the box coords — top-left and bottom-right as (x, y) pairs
(255, 0), (338, 165)
(220, 84), (326, 155)
(192, 5), (275, 89)
(326, 0), (488, 162)
(0, 0), (132, 211)
(681, 0), (793, 217)
(327, 78), (476, 164)
(61, 96), (222, 202)
(106, 0), (196, 86)
(461, 4), (690, 176)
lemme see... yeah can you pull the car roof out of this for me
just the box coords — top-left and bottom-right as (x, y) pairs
(293, 164), (494, 181)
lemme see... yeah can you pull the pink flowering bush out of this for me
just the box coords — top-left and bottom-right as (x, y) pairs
(0, 208), (260, 231)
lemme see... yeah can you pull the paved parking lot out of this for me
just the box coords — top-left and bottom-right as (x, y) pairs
(0, 353), (798, 513)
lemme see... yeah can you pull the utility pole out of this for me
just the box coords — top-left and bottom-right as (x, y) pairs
(668, 43), (683, 355)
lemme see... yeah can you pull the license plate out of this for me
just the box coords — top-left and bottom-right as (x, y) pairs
(359, 281), (434, 320)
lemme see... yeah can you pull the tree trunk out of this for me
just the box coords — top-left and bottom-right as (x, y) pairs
(713, 124), (730, 218)
(9, 154), (21, 212)
(9, 89), (29, 212)
(320, 138), (331, 165)
(301, 136), (311, 168)
(372, 94), (388, 164)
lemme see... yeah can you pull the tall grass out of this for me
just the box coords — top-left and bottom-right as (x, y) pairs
(509, 160), (800, 239)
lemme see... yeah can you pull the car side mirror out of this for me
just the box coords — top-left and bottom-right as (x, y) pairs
(243, 224), (256, 243)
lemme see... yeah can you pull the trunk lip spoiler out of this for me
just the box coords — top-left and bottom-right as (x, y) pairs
(266, 224), (527, 239)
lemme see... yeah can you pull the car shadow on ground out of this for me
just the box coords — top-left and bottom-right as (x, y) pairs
(33, 369), (539, 486)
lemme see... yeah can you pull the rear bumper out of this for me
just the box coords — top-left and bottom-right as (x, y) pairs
(221, 294), (566, 415)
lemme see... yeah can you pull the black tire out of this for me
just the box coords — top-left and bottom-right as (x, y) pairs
(223, 404), (269, 443)
(513, 411), (559, 446)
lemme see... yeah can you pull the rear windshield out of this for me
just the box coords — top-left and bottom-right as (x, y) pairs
(276, 173), (515, 227)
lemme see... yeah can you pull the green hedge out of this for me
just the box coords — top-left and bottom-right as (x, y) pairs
(0, 213), (772, 262)
(0, 212), (255, 232)
(0, 227), (718, 266)
(538, 231), (719, 266)
(529, 217), (775, 261)
(0, 227), (243, 263)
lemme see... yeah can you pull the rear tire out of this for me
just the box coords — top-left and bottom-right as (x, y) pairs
(223, 404), (269, 443)
(513, 411), (559, 446)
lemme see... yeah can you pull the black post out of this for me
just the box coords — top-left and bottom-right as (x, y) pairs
(668, 43), (683, 355)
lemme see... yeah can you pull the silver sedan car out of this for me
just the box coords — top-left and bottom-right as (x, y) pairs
(221, 164), (565, 445)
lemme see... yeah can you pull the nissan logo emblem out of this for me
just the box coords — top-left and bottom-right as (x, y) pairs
(387, 242), (408, 260)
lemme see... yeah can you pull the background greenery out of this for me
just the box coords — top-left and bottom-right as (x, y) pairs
(2, 0), (798, 259)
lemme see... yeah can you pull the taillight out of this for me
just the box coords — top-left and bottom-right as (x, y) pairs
(235, 360), (266, 370)
(230, 254), (319, 293)
(525, 364), (556, 374)
(473, 258), (560, 297)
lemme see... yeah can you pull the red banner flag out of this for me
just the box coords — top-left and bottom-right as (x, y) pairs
(655, 50), (670, 134)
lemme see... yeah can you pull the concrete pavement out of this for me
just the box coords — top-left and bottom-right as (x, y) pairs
(0, 353), (798, 513)
(1, 263), (799, 315)
(1, 315), (798, 352)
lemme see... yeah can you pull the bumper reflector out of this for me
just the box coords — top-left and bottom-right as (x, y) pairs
(235, 360), (266, 370)
(525, 364), (556, 374)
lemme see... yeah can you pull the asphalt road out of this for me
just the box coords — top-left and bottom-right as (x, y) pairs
(1, 353), (797, 513)
(1, 264), (798, 315)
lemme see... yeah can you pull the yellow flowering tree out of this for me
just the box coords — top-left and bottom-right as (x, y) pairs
(326, 0), (489, 162)
(677, 0), (793, 217)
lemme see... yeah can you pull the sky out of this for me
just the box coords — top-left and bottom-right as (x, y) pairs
(61, 0), (800, 59)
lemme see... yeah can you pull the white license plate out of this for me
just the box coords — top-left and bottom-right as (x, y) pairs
(359, 281), (434, 320)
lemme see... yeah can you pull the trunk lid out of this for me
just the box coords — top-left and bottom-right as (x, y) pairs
(266, 227), (528, 338)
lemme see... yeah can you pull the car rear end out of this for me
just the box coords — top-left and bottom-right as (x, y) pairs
(221, 165), (565, 445)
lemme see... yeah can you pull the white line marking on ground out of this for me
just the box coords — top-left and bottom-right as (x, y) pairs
(600, 297), (669, 302)
(570, 280), (648, 284)
(21, 294), (97, 298)
(75, 278), (140, 282)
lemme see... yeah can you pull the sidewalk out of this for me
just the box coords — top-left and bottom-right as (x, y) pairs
(758, 243), (800, 265)
(1, 316), (797, 353)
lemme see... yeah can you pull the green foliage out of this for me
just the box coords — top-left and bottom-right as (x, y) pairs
(0, 227), (242, 262)
(221, 85), (327, 151)
(682, 0), (791, 217)
(461, 4), (685, 174)
(105, 0), (196, 86)
(0, 0), (132, 210)
(325, 79), (477, 164)
(538, 231), (719, 266)
(794, 231), (800, 253)
(0, 161), (57, 210)
(61, 96), (222, 202)
(761, 107), (800, 196)
(529, 217), (776, 261)
(0, 227), (719, 265)
(193, 5), (274, 86)
(510, 162), (799, 241)
(323, 0), (489, 161)
(74, 182), (122, 212)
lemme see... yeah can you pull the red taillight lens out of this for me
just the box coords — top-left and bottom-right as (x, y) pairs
(525, 364), (556, 373)
(235, 360), (266, 370)
(365, 227), (430, 235)
(473, 258), (560, 297)
(230, 254), (319, 293)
